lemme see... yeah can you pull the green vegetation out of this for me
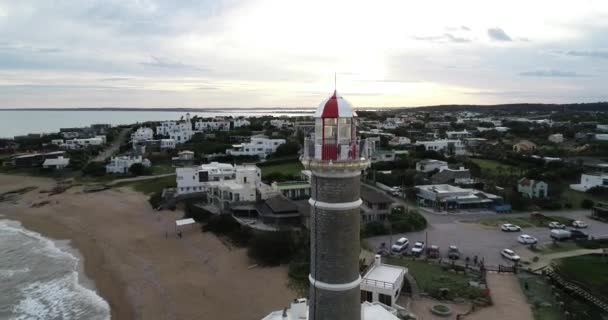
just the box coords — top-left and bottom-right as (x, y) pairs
(470, 158), (516, 172)
(385, 257), (485, 300)
(554, 254), (608, 298)
(558, 189), (604, 210)
(517, 273), (561, 320)
(472, 215), (571, 228)
(116, 175), (176, 195)
(260, 159), (303, 180)
(362, 207), (427, 237)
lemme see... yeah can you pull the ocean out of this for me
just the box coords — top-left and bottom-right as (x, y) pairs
(0, 109), (313, 138)
(0, 220), (110, 320)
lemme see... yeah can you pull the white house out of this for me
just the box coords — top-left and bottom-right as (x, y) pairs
(570, 173), (608, 192)
(232, 118), (250, 128)
(388, 136), (411, 146)
(446, 130), (472, 139)
(194, 120), (231, 132)
(361, 255), (407, 308)
(132, 127), (154, 142)
(227, 136), (286, 158)
(416, 184), (507, 212)
(156, 114), (194, 144)
(106, 155), (151, 174)
(597, 124), (608, 132)
(517, 178), (549, 198)
(269, 119), (291, 129)
(176, 162), (236, 194)
(416, 159), (448, 172)
(477, 126), (509, 133)
(64, 136), (105, 149)
(415, 139), (465, 156)
(43, 156), (70, 170)
(596, 134), (608, 141)
(548, 133), (564, 143)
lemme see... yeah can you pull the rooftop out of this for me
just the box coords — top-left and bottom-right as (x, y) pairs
(361, 185), (394, 204)
(362, 263), (405, 285)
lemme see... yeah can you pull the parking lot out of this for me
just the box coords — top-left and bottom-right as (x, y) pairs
(365, 209), (608, 267)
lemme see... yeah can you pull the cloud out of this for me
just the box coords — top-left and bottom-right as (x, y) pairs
(559, 50), (608, 59)
(413, 33), (471, 43)
(139, 56), (207, 71)
(519, 70), (587, 78)
(487, 28), (512, 41)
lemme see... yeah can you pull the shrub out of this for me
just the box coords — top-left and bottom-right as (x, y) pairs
(82, 162), (106, 177)
(248, 231), (297, 265)
(129, 163), (152, 176)
(148, 191), (163, 209)
(581, 199), (595, 209)
(363, 222), (388, 237)
(203, 214), (241, 234)
(389, 210), (427, 233)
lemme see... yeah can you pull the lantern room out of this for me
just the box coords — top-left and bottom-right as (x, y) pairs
(312, 91), (359, 161)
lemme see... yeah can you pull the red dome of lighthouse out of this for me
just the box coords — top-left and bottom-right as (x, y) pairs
(314, 91), (357, 118)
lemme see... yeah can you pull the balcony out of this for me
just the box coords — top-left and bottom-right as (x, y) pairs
(302, 137), (371, 162)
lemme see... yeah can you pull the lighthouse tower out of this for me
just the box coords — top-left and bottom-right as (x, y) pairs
(302, 91), (370, 320)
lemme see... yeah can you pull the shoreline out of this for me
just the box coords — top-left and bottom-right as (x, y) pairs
(5, 214), (132, 320)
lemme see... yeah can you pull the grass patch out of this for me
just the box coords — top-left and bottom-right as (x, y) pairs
(470, 158), (515, 172)
(558, 189), (605, 210)
(554, 254), (608, 298)
(517, 273), (561, 320)
(116, 175), (176, 195)
(385, 257), (485, 300)
(472, 215), (572, 228)
(260, 160), (303, 179)
(150, 164), (174, 175)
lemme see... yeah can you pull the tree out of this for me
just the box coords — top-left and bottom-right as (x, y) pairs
(129, 163), (151, 176)
(272, 141), (300, 158)
(82, 162), (106, 177)
(581, 199), (595, 209)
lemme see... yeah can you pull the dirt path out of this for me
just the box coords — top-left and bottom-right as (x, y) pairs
(466, 273), (533, 320)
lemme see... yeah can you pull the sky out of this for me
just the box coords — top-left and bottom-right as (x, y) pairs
(0, 0), (607, 109)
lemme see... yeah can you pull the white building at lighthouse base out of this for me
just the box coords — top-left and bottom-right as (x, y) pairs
(262, 298), (401, 320)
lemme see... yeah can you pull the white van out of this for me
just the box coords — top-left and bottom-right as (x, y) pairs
(550, 229), (571, 241)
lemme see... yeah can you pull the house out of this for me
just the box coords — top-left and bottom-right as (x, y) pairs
(271, 180), (311, 200)
(597, 124), (608, 132)
(231, 118), (250, 128)
(156, 114), (193, 144)
(361, 255), (407, 308)
(194, 120), (231, 131)
(227, 136), (286, 159)
(548, 134), (564, 143)
(512, 140), (537, 153)
(360, 185), (394, 223)
(446, 130), (472, 139)
(9, 151), (67, 168)
(430, 166), (471, 184)
(416, 159), (448, 173)
(131, 127), (154, 142)
(42, 156), (70, 170)
(171, 150), (195, 167)
(255, 195), (301, 226)
(415, 139), (465, 156)
(477, 126), (509, 133)
(176, 162), (236, 195)
(425, 121), (450, 129)
(133, 139), (176, 153)
(595, 134), (608, 141)
(517, 178), (548, 198)
(388, 136), (411, 146)
(105, 155), (151, 174)
(64, 136), (105, 149)
(269, 119), (291, 129)
(370, 150), (397, 163)
(570, 173), (608, 192)
(416, 184), (509, 212)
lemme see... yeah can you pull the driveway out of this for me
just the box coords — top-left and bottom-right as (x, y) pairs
(465, 273), (533, 320)
(92, 127), (130, 162)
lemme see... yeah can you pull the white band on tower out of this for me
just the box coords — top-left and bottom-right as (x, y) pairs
(308, 198), (362, 210)
(309, 274), (361, 291)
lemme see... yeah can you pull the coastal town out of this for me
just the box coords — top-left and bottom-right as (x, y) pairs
(1, 94), (607, 320)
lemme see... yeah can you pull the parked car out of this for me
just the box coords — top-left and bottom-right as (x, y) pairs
(548, 221), (566, 229)
(411, 241), (425, 256)
(447, 245), (460, 260)
(501, 249), (521, 261)
(517, 234), (538, 244)
(427, 245), (440, 259)
(550, 229), (571, 241)
(391, 237), (409, 253)
(501, 223), (521, 232)
(569, 229), (589, 240)
(572, 220), (588, 228)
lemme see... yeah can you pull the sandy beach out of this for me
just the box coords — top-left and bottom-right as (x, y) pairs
(0, 174), (296, 320)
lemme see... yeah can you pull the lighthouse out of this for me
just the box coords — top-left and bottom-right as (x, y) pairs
(302, 91), (371, 320)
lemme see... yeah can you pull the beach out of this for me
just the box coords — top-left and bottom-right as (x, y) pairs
(0, 174), (296, 320)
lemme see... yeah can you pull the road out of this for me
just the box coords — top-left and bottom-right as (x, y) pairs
(364, 184), (608, 266)
(92, 128), (130, 162)
(107, 173), (175, 186)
